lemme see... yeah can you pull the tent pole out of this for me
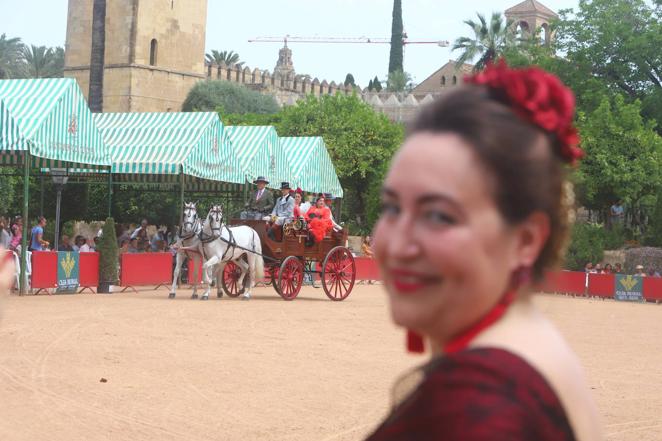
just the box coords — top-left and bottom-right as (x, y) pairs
(39, 175), (44, 216)
(107, 171), (112, 218)
(179, 173), (185, 223)
(19, 152), (30, 295)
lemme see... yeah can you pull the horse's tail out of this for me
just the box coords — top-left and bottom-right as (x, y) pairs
(253, 230), (265, 280)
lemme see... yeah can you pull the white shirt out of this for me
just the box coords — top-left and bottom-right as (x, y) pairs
(79, 244), (94, 253)
(299, 202), (311, 216)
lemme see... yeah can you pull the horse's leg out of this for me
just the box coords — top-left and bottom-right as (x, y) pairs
(241, 255), (254, 300)
(200, 253), (217, 300)
(215, 262), (225, 298)
(190, 254), (200, 299)
(169, 251), (184, 299)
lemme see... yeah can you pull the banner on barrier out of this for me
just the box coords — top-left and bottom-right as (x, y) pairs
(57, 251), (79, 293)
(615, 274), (643, 301)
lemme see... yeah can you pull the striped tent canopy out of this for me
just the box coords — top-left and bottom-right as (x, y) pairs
(0, 78), (110, 168)
(227, 125), (289, 188)
(280, 136), (343, 197)
(94, 112), (245, 184)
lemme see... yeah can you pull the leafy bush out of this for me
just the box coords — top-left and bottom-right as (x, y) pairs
(182, 80), (279, 114)
(564, 223), (605, 271)
(604, 224), (626, 250)
(645, 187), (662, 246)
(97, 217), (119, 284)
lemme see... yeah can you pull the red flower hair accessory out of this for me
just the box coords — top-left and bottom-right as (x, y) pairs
(464, 60), (583, 165)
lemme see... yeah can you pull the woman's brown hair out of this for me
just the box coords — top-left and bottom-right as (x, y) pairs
(409, 85), (572, 280)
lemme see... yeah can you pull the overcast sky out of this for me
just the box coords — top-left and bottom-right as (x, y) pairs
(0, 0), (579, 87)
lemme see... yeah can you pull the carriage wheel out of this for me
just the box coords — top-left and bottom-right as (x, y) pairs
(221, 261), (245, 297)
(321, 246), (356, 301)
(277, 256), (304, 301)
(270, 265), (281, 295)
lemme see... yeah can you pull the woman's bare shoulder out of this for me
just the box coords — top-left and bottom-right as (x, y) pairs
(472, 298), (603, 441)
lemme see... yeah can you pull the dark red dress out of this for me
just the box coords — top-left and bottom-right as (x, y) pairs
(366, 348), (576, 441)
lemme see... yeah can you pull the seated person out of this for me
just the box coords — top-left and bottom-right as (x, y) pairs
(241, 177), (274, 220)
(305, 197), (334, 245)
(266, 182), (295, 241)
(323, 193), (343, 232)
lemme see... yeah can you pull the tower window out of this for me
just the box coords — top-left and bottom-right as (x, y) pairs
(441, 76), (446, 86)
(149, 39), (158, 66)
(452, 75), (457, 85)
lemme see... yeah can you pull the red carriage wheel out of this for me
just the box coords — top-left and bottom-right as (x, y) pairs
(221, 261), (245, 297)
(321, 246), (356, 301)
(270, 265), (281, 295)
(277, 256), (304, 300)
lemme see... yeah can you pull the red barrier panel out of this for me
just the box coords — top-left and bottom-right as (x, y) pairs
(643, 277), (662, 301)
(31, 251), (57, 293)
(541, 271), (586, 295)
(587, 273), (614, 298)
(187, 258), (203, 284)
(355, 257), (380, 281)
(120, 253), (173, 291)
(78, 252), (99, 292)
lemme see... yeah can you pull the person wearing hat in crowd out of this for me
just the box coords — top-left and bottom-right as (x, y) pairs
(267, 182), (295, 240)
(323, 193), (343, 232)
(635, 265), (646, 277)
(241, 176), (274, 220)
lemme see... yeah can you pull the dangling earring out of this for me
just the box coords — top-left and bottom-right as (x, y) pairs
(407, 329), (425, 353)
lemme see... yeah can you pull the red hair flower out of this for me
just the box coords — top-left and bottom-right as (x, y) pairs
(464, 60), (584, 165)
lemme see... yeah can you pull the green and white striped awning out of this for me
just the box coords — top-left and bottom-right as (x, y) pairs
(280, 136), (343, 197)
(0, 78), (110, 168)
(94, 112), (245, 183)
(227, 125), (289, 188)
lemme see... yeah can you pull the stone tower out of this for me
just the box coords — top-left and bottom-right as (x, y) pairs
(505, 0), (557, 45)
(273, 40), (295, 90)
(64, 0), (208, 112)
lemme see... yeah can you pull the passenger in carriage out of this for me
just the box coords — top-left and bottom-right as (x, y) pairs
(293, 188), (305, 218)
(267, 182), (295, 241)
(305, 196), (334, 245)
(241, 176), (274, 220)
(323, 193), (343, 232)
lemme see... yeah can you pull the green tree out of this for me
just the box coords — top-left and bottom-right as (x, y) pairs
(388, 0), (404, 74)
(276, 94), (404, 230)
(97, 217), (119, 290)
(386, 69), (413, 92)
(575, 95), (662, 225)
(205, 50), (243, 67)
(367, 79), (374, 91)
(645, 187), (662, 246)
(373, 76), (383, 92)
(452, 12), (516, 71)
(0, 33), (25, 79)
(344, 73), (356, 87)
(222, 112), (281, 126)
(182, 80), (279, 114)
(22, 45), (63, 78)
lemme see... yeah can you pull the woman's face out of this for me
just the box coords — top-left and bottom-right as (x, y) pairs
(373, 133), (531, 344)
(295, 193), (302, 204)
(317, 198), (325, 208)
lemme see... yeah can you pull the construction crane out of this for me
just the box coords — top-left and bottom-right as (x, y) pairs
(248, 35), (449, 47)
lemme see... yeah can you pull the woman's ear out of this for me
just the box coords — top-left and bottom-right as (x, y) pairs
(514, 212), (550, 269)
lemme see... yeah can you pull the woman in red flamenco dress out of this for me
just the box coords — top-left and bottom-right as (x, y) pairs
(305, 197), (333, 243)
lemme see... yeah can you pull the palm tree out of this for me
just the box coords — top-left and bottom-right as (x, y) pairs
(205, 50), (244, 67)
(452, 12), (516, 72)
(22, 45), (63, 78)
(89, 0), (106, 113)
(0, 33), (26, 79)
(386, 69), (413, 92)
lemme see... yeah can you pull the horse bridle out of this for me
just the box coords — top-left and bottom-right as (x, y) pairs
(181, 205), (200, 240)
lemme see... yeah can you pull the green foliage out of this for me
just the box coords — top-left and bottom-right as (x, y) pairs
(276, 94), (404, 230)
(388, 0), (403, 74)
(22, 45), (64, 78)
(453, 12), (516, 71)
(0, 33), (25, 79)
(645, 187), (662, 246)
(0, 175), (19, 215)
(205, 50), (243, 67)
(373, 76), (383, 92)
(575, 95), (662, 213)
(565, 223), (605, 270)
(182, 80), (279, 114)
(344, 73), (356, 87)
(386, 70), (413, 92)
(97, 217), (119, 284)
(222, 112), (281, 126)
(367, 79), (373, 91)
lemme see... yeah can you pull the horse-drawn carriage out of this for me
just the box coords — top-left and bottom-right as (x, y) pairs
(221, 218), (356, 301)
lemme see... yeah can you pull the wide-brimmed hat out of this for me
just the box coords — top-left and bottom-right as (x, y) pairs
(636, 264), (644, 270)
(323, 193), (334, 200)
(280, 182), (291, 190)
(253, 176), (269, 184)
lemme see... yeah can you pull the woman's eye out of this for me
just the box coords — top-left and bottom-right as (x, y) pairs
(424, 210), (455, 225)
(380, 201), (400, 217)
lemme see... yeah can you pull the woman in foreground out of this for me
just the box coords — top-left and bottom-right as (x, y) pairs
(367, 62), (602, 441)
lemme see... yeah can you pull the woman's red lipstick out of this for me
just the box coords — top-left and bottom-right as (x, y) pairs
(389, 269), (438, 294)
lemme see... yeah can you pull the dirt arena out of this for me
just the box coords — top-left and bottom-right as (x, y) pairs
(0, 285), (660, 441)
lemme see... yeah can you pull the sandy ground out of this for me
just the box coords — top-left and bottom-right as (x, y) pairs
(0, 285), (661, 441)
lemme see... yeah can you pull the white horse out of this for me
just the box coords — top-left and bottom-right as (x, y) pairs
(199, 205), (264, 301)
(169, 202), (221, 299)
